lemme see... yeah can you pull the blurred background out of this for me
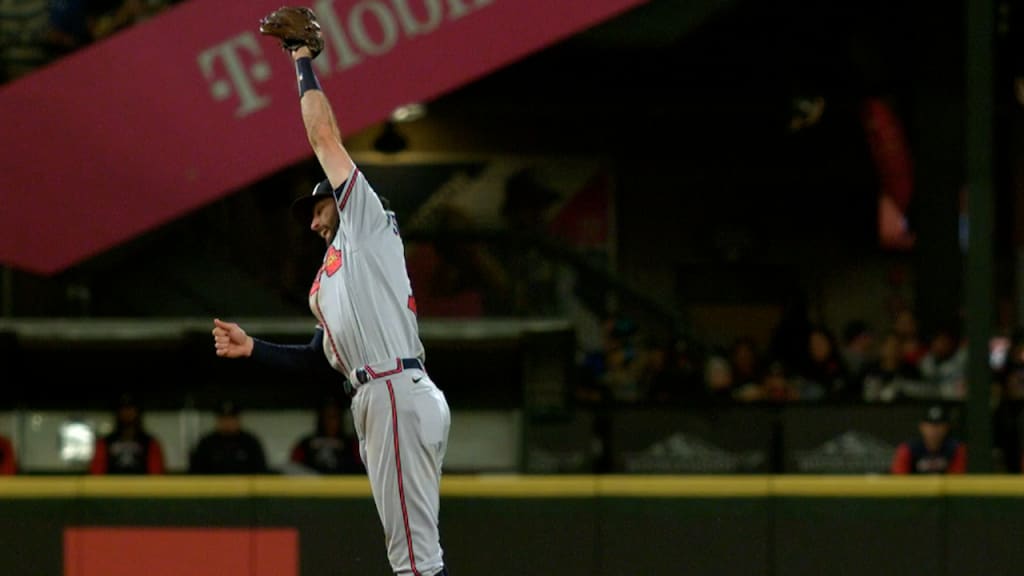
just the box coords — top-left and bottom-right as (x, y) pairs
(8, 1), (1024, 574)
(0, 0), (1021, 477)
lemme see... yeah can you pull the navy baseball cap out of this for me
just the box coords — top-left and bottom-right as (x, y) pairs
(290, 178), (335, 223)
(215, 399), (241, 417)
(922, 404), (950, 424)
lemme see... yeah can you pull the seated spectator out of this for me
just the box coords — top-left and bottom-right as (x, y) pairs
(288, 396), (364, 475)
(89, 392), (165, 475)
(862, 330), (923, 402)
(892, 307), (929, 369)
(839, 319), (876, 401)
(765, 361), (806, 402)
(704, 351), (739, 403)
(0, 433), (16, 475)
(189, 399), (268, 475)
(646, 336), (705, 405)
(917, 321), (967, 400)
(890, 404), (967, 474)
(735, 360), (803, 403)
(794, 324), (846, 401)
(728, 336), (763, 393)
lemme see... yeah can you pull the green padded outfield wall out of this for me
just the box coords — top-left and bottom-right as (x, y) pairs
(2, 476), (1024, 575)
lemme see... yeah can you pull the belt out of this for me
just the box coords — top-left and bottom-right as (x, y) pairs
(345, 357), (424, 396)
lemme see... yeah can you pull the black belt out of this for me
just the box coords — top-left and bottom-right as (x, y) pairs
(345, 357), (424, 396)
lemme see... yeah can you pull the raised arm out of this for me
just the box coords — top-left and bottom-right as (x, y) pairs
(258, 7), (354, 190)
(291, 46), (354, 189)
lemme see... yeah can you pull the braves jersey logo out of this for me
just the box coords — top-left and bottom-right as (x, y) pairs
(324, 246), (343, 276)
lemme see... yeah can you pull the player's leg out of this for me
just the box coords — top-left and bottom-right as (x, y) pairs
(360, 372), (450, 576)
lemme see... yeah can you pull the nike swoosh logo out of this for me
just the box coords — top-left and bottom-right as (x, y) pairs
(412, 376), (423, 383)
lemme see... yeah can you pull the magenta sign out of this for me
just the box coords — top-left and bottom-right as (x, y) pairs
(0, 0), (646, 275)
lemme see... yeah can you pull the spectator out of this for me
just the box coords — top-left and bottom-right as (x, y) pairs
(728, 336), (763, 393)
(704, 351), (739, 403)
(793, 324), (843, 401)
(761, 360), (803, 403)
(890, 404), (967, 474)
(646, 336), (705, 405)
(917, 321), (967, 400)
(892, 307), (927, 368)
(862, 330), (923, 402)
(735, 360), (801, 403)
(0, 433), (16, 475)
(839, 319), (876, 401)
(287, 396), (364, 475)
(89, 392), (165, 475)
(189, 399), (268, 475)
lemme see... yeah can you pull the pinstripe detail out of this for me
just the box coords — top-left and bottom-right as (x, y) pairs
(387, 380), (419, 575)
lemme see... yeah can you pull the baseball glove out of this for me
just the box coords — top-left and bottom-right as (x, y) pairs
(258, 6), (324, 59)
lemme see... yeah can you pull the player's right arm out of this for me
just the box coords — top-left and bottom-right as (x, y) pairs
(291, 46), (354, 191)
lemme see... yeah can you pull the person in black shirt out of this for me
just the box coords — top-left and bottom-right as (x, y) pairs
(189, 399), (268, 474)
(89, 392), (165, 475)
(289, 395), (364, 475)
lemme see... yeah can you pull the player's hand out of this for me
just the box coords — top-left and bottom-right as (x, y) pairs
(212, 318), (254, 358)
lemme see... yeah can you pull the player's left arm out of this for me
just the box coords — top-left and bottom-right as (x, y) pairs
(291, 46), (354, 191)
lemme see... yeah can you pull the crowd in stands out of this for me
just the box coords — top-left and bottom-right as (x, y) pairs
(570, 302), (1024, 474)
(576, 306), (979, 408)
(0, 0), (180, 84)
(0, 392), (363, 477)
(0, 0), (1015, 480)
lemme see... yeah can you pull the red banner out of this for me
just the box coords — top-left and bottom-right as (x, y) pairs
(0, 0), (646, 275)
(65, 527), (297, 576)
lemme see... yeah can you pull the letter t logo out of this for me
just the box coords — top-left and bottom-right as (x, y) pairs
(198, 32), (273, 117)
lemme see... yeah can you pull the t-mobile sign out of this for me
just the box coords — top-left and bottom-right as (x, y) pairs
(0, 0), (647, 275)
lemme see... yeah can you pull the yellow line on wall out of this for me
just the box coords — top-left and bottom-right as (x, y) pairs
(598, 475), (770, 497)
(771, 475), (945, 497)
(440, 475), (597, 497)
(1, 475), (1024, 498)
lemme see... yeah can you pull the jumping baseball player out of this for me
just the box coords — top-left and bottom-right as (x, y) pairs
(210, 7), (451, 575)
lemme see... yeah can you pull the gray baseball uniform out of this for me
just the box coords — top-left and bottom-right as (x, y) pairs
(310, 168), (451, 576)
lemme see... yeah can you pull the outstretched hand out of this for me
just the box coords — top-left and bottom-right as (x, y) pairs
(212, 318), (254, 358)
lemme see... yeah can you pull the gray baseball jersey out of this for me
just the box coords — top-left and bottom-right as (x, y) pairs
(309, 167), (450, 576)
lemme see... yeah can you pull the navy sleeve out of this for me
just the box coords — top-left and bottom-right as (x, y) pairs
(250, 327), (334, 375)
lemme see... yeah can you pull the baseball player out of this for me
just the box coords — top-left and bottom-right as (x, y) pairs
(210, 7), (451, 575)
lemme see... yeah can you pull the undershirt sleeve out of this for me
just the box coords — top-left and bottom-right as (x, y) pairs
(250, 327), (335, 375)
